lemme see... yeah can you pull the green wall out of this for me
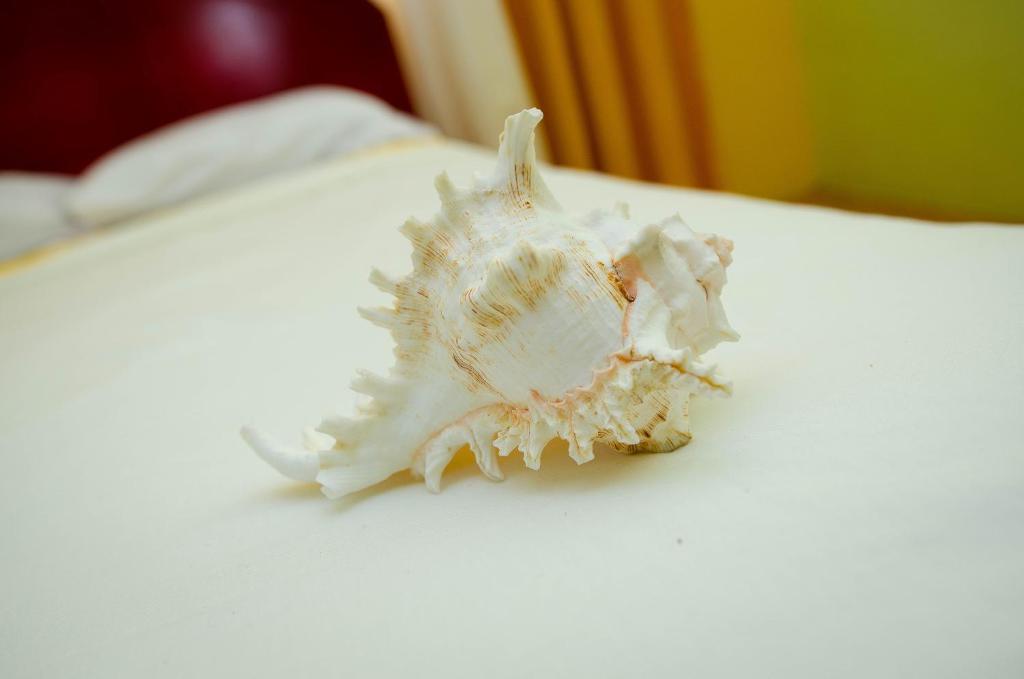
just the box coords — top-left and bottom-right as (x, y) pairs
(796, 1), (1024, 221)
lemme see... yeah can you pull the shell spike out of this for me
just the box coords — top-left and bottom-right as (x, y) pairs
(317, 463), (399, 500)
(523, 417), (555, 470)
(566, 419), (597, 464)
(467, 419), (504, 481)
(490, 108), (558, 209)
(398, 217), (431, 244)
(316, 413), (360, 443)
(434, 171), (458, 202)
(241, 426), (319, 482)
(350, 369), (398, 404)
(302, 426), (335, 452)
(422, 428), (466, 493)
(357, 305), (398, 330)
(473, 445), (503, 481)
(368, 267), (400, 296)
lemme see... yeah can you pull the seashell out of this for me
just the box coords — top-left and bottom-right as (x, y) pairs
(242, 108), (738, 499)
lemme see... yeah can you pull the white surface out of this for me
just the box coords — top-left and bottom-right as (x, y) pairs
(0, 172), (76, 259)
(67, 86), (434, 227)
(1, 140), (1022, 678)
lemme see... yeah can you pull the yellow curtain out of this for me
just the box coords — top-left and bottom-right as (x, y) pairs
(383, 0), (1023, 221)
(503, 0), (814, 199)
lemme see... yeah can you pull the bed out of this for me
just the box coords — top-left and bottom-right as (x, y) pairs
(1, 136), (1022, 677)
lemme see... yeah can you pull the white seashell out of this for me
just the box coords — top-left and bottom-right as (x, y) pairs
(242, 108), (738, 499)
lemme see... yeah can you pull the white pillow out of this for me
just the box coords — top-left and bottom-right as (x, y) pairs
(0, 172), (77, 260)
(67, 86), (435, 227)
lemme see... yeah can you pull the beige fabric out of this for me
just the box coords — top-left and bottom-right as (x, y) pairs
(1, 140), (1022, 677)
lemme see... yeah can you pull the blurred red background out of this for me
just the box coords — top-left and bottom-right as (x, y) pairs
(0, 0), (411, 174)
